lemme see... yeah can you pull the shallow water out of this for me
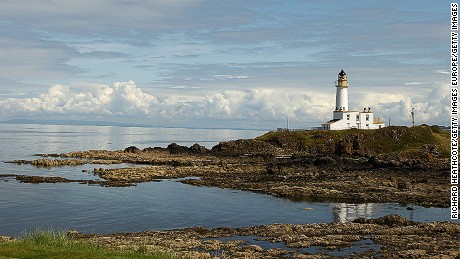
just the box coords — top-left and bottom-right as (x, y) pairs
(200, 235), (383, 257)
(0, 123), (454, 237)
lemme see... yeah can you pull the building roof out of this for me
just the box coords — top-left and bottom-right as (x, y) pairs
(322, 119), (341, 125)
(338, 69), (346, 77)
(333, 110), (360, 113)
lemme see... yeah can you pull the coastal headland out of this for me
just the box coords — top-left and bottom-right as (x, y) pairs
(4, 125), (451, 207)
(2, 125), (458, 258)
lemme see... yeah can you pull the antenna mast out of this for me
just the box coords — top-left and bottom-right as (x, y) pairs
(411, 108), (415, 127)
(286, 115), (289, 131)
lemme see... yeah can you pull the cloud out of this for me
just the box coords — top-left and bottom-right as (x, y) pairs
(435, 70), (449, 75)
(0, 80), (451, 128)
(0, 81), (332, 125)
(355, 83), (450, 126)
(213, 75), (254, 80)
(0, 81), (157, 116)
(0, 1), (205, 35)
(0, 1), (449, 109)
(169, 85), (201, 89)
(0, 26), (82, 80)
(0, 81), (451, 127)
(404, 82), (424, 86)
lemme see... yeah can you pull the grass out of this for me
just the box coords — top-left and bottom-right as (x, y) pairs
(256, 125), (450, 158)
(0, 229), (175, 259)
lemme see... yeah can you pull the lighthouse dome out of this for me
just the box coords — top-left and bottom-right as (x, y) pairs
(338, 69), (347, 80)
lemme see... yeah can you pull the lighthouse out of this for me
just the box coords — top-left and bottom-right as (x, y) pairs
(335, 69), (348, 111)
(322, 69), (385, 130)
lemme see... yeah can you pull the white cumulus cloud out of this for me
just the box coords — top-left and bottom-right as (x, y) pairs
(0, 81), (451, 128)
(0, 81), (158, 116)
(355, 83), (450, 125)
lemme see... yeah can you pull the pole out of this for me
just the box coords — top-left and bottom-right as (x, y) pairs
(411, 108), (415, 127)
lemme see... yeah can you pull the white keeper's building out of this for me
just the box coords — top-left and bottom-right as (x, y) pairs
(322, 69), (385, 130)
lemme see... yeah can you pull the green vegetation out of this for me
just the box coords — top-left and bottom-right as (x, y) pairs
(0, 229), (174, 259)
(256, 125), (450, 158)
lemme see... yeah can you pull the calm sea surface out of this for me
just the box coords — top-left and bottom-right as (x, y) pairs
(0, 123), (454, 237)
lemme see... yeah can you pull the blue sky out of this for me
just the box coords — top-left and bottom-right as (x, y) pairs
(0, 0), (451, 129)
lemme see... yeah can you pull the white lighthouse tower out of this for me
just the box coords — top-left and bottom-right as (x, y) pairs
(322, 69), (385, 130)
(335, 69), (348, 111)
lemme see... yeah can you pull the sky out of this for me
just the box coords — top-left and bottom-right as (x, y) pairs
(0, 0), (451, 129)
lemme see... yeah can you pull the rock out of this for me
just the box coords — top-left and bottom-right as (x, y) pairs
(211, 139), (278, 156)
(143, 147), (165, 152)
(167, 143), (190, 154)
(397, 179), (412, 190)
(267, 248), (289, 256)
(67, 230), (80, 236)
(335, 138), (353, 156)
(244, 245), (264, 252)
(0, 236), (14, 242)
(353, 214), (409, 227)
(189, 143), (208, 154)
(124, 146), (140, 153)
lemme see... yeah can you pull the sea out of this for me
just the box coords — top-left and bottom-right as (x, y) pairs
(0, 123), (453, 237)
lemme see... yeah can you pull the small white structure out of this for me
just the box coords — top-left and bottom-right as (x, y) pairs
(322, 69), (385, 130)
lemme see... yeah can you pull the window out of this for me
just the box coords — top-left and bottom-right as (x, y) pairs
(356, 115), (359, 121)
(347, 114), (350, 120)
(366, 115), (369, 121)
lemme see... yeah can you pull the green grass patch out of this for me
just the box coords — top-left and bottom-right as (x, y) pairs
(0, 229), (174, 259)
(256, 125), (450, 157)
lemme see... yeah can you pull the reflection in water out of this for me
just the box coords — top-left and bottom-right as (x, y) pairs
(331, 203), (381, 223)
(0, 124), (453, 237)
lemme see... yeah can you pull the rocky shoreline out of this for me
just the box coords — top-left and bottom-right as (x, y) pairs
(2, 126), (457, 258)
(5, 140), (450, 207)
(2, 215), (459, 258)
(64, 214), (458, 258)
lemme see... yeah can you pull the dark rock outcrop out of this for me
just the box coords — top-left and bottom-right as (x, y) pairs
(124, 146), (140, 153)
(189, 143), (208, 154)
(211, 139), (279, 156)
(353, 214), (409, 226)
(167, 143), (190, 154)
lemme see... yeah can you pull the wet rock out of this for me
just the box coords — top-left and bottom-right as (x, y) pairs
(244, 245), (263, 252)
(8, 158), (122, 167)
(267, 248), (289, 257)
(10, 137), (451, 208)
(354, 214), (409, 227)
(5, 174), (134, 187)
(81, 219), (460, 258)
(16, 175), (73, 184)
